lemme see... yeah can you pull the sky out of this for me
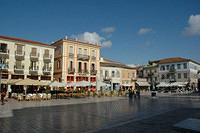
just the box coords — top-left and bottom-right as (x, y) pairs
(0, 0), (200, 65)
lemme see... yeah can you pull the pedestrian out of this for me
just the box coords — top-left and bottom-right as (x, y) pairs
(1, 90), (6, 105)
(129, 89), (133, 99)
(8, 87), (12, 98)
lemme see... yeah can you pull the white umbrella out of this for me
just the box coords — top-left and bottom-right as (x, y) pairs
(67, 82), (76, 87)
(48, 81), (66, 87)
(76, 80), (90, 87)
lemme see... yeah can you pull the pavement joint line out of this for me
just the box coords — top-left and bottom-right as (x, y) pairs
(85, 108), (180, 133)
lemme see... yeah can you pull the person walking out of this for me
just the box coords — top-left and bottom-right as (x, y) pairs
(1, 89), (6, 105)
(8, 87), (12, 98)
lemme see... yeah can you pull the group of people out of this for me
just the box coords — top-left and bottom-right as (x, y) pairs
(128, 89), (140, 99)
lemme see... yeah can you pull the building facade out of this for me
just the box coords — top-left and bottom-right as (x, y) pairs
(51, 36), (101, 91)
(0, 35), (54, 91)
(100, 57), (137, 90)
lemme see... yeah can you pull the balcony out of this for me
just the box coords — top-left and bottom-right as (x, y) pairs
(14, 65), (24, 74)
(169, 67), (176, 72)
(43, 66), (52, 75)
(69, 53), (74, 58)
(0, 49), (9, 59)
(15, 51), (25, 60)
(30, 53), (39, 61)
(29, 66), (39, 75)
(78, 69), (82, 73)
(43, 54), (52, 62)
(103, 76), (111, 81)
(91, 70), (97, 75)
(83, 69), (89, 74)
(77, 54), (90, 61)
(91, 56), (96, 60)
(68, 68), (75, 74)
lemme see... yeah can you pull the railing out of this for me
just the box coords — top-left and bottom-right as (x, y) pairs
(91, 56), (96, 60)
(91, 70), (97, 75)
(68, 68), (75, 74)
(77, 54), (90, 60)
(78, 69), (82, 73)
(14, 65), (24, 70)
(69, 53), (74, 57)
(0, 49), (9, 54)
(29, 66), (39, 71)
(83, 69), (89, 74)
(15, 51), (25, 56)
(43, 54), (52, 59)
(30, 53), (39, 58)
(169, 67), (176, 72)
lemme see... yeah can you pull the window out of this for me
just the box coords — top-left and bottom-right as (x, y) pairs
(116, 71), (120, 78)
(177, 64), (181, 69)
(160, 65), (165, 71)
(183, 63), (187, 69)
(69, 61), (73, 70)
(105, 71), (109, 78)
(78, 62), (82, 72)
(16, 60), (22, 68)
(0, 43), (7, 52)
(78, 48), (82, 55)
(178, 73), (181, 79)
(166, 74), (170, 79)
(172, 74), (176, 79)
(128, 72), (130, 78)
(132, 72), (135, 79)
(69, 46), (73, 53)
(166, 65), (169, 70)
(123, 72), (125, 78)
(100, 70), (103, 76)
(84, 49), (87, 55)
(92, 50), (95, 57)
(112, 71), (115, 77)
(57, 60), (61, 69)
(184, 73), (187, 78)
(31, 48), (37, 56)
(16, 45), (23, 55)
(155, 77), (157, 81)
(161, 74), (165, 79)
(84, 63), (87, 72)
(91, 63), (95, 71)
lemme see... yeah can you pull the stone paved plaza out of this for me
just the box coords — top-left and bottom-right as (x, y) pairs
(0, 96), (200, 133)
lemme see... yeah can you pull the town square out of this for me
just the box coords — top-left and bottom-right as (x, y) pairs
(0, 0), (200, 133)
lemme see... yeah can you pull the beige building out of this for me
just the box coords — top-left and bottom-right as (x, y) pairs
(51, 36), (101, 91)
(0, 35), (55, 92)
(100, 57), (137, 90)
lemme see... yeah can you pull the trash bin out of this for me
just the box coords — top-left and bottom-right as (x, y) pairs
(151, 91), (156, 97)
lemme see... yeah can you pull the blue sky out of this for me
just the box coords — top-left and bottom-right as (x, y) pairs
(0, 0), (200, 65)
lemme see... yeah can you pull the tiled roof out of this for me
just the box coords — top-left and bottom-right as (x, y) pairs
(150, 57), (200, 65)
(103, 58), (123, 64)
(0, 35), (54, 47)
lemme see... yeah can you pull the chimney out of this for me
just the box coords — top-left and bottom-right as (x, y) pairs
(65, 36), (68, 40)
(75, 38), (78, 41)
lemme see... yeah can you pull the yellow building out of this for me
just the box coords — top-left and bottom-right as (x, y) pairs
(51, 36), (101, 91)
(0, 35), (55, 92)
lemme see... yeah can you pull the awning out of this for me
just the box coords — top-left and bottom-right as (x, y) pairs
(121, 84), (132, 87)
(48, 81), (66, 87)
(156, 82), (170, 87)
(169, 82), (188, 87)
(76, 81), (90, 87)
(15, 78), (40, 86)
(136, 81), (150, 87)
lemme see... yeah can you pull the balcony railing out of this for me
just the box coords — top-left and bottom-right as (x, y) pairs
(68, 68), (75, 74)
(83, 69), (89, 74)
(14, 65), (24, 74)
(30, 53), (39, 61)
(0, 49), (9, 58)
(78, 69), (82, 73)
(15, 51), (25, 60)
(91, 56), (96, 60)
(69, 53), (74, 58)
(91, 70), (97, 75)
(77, 54), (90, 60)
(29, 66), (39, 75)
(169, 67), (176, 72)
(43, 66), (52, 75)
(43, 54), (52, 62)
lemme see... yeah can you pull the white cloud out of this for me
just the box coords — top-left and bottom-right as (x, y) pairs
(183, 14), (200, 36)
(102, 41), (112, 48)
(138, 28), (152, 35)
(101, 27), (115, 33)
(71, 32), (112, 48)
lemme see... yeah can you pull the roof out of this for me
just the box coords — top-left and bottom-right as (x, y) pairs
(51, 37), (101, 48)
(103, 58), (123, 64)
(0, 35), (54, 48)
(149, 57), (200, 66)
